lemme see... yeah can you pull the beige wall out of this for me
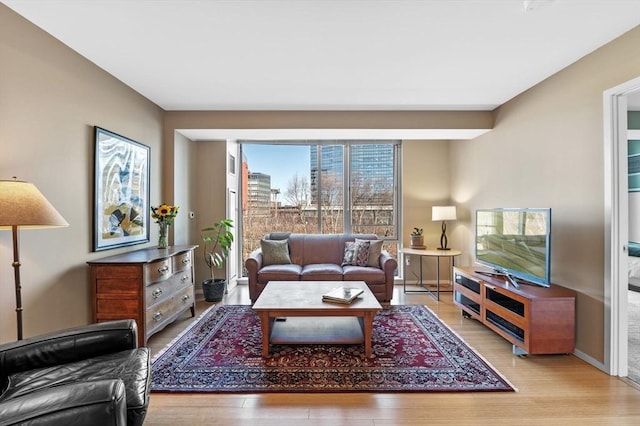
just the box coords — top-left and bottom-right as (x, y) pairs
(172, 131), (198, 247)
(0, 5), (163, 342)
(402, 140), (451, 247)
(192, 141), (228, 285)
(163, 110), (494, 131)
(401, 140), (467, 282)
(451, 25), (640, 363)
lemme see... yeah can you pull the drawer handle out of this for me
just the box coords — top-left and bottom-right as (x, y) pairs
(158, 265), (169, 274)
(182, 294), (191, 303)
(152, 288), (163, 299)
(181, 274), (190, 282)
(153, 311), (163, 322)
(182, 258), (190, 265)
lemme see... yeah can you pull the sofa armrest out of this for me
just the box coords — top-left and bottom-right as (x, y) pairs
(379, 250), (398, 300)
(245, 248), (264, 283)
(0, 320), (138, 376)
(0, 379), (127, 426)
(379, 250), (397, 272)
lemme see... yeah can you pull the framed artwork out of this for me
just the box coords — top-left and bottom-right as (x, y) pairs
(94, 126), (150, 251)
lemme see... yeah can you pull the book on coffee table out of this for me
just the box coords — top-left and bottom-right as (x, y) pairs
(322, 287), (365, 304)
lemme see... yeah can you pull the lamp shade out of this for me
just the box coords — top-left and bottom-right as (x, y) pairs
(0, 179), (69, 229)
(432, 205), (457, 222)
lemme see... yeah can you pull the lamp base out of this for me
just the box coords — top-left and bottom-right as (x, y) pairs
(439, 221), (450, 252)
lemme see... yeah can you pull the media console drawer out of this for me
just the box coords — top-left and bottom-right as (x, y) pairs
(453, 266), (576, 355)
(89, 245), (197, 347)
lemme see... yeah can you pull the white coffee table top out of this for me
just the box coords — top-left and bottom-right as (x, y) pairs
(252, 280), (382, 311)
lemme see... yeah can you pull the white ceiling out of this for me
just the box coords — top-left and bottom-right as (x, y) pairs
(3, 0), (640, 139)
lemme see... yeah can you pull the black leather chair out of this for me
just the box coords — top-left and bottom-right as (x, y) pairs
(0, 319), (150, 426)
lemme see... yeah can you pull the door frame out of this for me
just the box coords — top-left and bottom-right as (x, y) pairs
(226, 140), (240, 292)
(603, 75), (640, 376)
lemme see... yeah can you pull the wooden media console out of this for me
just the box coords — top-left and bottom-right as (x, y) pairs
(453, 266), (576, 355)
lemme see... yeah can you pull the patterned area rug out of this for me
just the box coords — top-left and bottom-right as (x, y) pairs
(151, 304), (515, 393)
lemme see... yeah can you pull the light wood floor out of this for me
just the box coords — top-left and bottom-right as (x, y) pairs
(145, 284), (640, 425)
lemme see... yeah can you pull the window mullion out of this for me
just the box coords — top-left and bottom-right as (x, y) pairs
(344, 143), (351, 234)
(315, 144), (323, 234)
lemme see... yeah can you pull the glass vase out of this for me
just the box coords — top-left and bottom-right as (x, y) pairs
(158, 223), (169, 249)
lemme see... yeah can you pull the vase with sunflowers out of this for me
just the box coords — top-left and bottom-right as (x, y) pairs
(151, 203), (179, 249)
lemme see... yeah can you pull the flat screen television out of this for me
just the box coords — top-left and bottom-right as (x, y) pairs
(475, 208), (551, 287)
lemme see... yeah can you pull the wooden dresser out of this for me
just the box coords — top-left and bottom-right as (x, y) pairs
(88, 245), (197, 347)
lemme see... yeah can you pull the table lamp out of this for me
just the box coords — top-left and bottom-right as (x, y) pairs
(432, 205), (456, 250)
(0, 178), (69, 340)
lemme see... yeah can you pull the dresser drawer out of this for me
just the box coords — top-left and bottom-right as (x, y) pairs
(96, 278), (139, 296)
(145, 285), (194, 335)
(97, 297), (139, 316)
(171, 268), (193, 288)
(173, 251), (193, 273)
(144, 269), (193, 308)
(93, 265), (140, 280)
(144, 258), (172, 284)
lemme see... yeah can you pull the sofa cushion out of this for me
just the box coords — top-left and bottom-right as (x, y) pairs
(356, 238), (383, 267)
(343, 265), (387, 284)
(342, 240), (370, 267)
(257, 264), (302, 283)
(260, 239), (292, 266)
(301, 263), (344, 281)
(289, 234), (375, 265)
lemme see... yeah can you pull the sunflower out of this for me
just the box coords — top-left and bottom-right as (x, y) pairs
(151, 204), (179, 225)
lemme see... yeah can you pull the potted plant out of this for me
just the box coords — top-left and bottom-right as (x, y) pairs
(410, 227), (425, 249)
(201, 219), (234, 302)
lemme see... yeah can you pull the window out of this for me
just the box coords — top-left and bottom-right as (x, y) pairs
(240, 141), (400, 271)
(629, 139), (640, 192)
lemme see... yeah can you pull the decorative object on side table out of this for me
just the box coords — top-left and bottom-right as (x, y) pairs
(201, 219), (234, 302)
(151, 203), (179, 248)
(432, 205), (457, 250)
(0, 178), (69, 340)
(410, 227), (425, 249)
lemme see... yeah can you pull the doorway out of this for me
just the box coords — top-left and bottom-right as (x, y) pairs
(627, 125), (640, 383)
(604, 76), (640, 377)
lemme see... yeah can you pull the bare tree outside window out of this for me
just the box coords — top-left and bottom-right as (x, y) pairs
(285, 172), (311, 233)
(319, 171), (343, 234)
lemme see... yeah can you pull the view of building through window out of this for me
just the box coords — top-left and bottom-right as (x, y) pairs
(241, 141), (399, 271)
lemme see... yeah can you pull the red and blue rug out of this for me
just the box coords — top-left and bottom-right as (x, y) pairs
(151, 304), (515, 393)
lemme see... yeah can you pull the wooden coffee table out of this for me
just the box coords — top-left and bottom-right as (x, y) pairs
(252, 281), (382, 358)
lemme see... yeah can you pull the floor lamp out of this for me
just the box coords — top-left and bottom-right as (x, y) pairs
(432, 206), (457, 250)
(0, 178), (68, 340)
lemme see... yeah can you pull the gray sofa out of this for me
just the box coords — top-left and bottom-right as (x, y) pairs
(245, 233), (397, 304)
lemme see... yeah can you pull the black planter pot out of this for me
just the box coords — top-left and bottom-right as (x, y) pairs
(202, 278), (226, 302)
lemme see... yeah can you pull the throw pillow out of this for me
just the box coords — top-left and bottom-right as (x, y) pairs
(342, 240), (370, 267)
(356, 238), (383, 267)
(260, 239), (292, 266)
(342, 242), (357, 266)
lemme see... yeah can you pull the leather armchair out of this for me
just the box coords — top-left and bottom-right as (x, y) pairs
(0, 320), (150, 426)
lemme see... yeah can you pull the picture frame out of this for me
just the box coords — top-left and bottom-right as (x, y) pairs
(93, 126), (150, 251)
